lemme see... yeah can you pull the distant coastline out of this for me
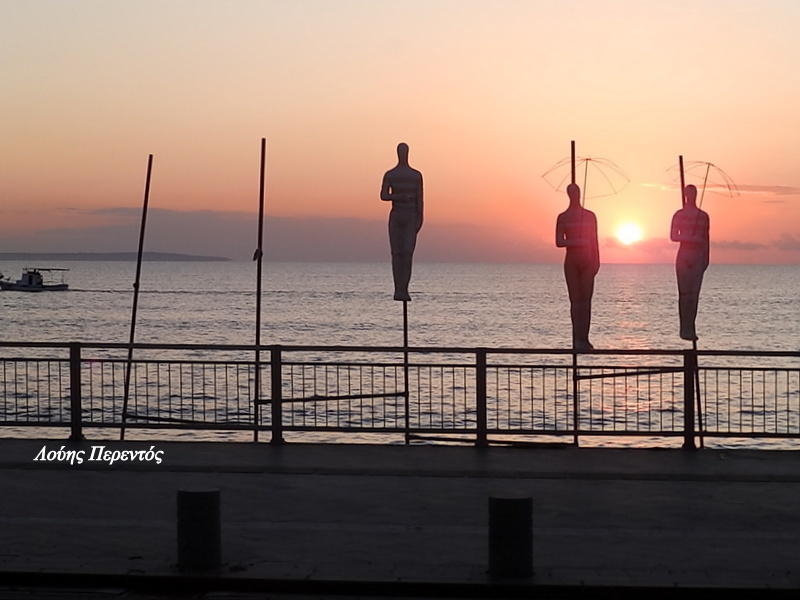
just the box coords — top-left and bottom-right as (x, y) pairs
(0, 252), (230, 262)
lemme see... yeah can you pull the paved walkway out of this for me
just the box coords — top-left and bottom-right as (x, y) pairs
(1, 438), (800, 597)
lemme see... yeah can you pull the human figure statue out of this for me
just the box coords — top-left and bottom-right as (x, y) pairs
(555, 183), (599, 350)
(670, 184), (710, 341)
(380, 142), (423, 301)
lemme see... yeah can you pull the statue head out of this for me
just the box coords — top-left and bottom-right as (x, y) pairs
(397, 142), (409, 164)
(684, 184), (698, 206)
(567, 183), (581, 205)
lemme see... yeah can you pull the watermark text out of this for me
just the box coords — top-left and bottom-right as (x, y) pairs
(33, 445), (164, 466)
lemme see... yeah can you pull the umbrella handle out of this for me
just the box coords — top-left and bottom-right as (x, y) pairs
(699, 162), (711, 209)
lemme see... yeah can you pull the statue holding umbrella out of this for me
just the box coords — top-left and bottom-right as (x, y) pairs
(670, 180), (709, 341)
(555, 181), (600, 350)
(544, 141), (628, 350)
(668, 158), (738, 341)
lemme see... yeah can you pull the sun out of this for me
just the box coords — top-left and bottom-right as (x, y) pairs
(616, 222), (643, 245)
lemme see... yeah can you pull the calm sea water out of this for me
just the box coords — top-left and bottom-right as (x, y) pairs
(1, 261), (798, 447)
(1, 261), (798, 352)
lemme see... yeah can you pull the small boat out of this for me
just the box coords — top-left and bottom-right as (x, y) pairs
(0, 267), (69, 292)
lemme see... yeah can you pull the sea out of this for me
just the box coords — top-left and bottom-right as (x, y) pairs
(2, 261), (798, 351)
(1, 261), (798, 447)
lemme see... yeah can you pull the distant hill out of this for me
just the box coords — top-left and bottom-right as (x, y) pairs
(0, 252), (230, 262)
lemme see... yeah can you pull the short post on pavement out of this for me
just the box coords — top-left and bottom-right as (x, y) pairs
(177, 489), (221, 573)
(488, 496), (533, 579)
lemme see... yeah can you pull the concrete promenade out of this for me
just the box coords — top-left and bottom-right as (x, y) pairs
(1, 437), (799, 597)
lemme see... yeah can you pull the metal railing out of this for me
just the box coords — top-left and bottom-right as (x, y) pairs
(1, 342), (798, 448)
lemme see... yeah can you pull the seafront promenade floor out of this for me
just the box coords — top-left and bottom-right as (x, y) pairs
(0, 437), (799, 597)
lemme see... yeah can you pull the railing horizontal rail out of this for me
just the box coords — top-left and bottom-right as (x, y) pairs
(576, 367), (684, 380)
(282, 391), (407, 404)
(3, 340), (798, 358)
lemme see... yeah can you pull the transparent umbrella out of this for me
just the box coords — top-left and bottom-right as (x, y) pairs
(542, 141), (629, 204)
(668, 158), (740, 208)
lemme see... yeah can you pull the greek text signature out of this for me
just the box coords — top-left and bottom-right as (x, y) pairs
(34, 445), (164, 466)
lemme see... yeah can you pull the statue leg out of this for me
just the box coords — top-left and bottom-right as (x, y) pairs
(677, 263), (705, 341)
(389, 213), (417, 302)
(678, 293), (699, 341)
(392, 253), (412, 301)
(570, 299), (594, 350)
(566, 265), (594, 350)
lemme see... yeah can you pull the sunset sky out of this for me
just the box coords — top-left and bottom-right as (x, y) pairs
(2, 0), (799, 263)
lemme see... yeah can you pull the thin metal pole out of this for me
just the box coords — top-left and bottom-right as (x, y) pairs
(254, 138), (266, 442)
(570, 140), (576, 185)
(120, 153), (153, 441)
(572, 350), (579, 446)
(403, 300), (410, 445)
(693, 339), (704, 448)
(682, 349), (697, 450)
(679, 155), (686, 207)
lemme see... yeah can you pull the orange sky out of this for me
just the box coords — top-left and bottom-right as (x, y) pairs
(2, 0), (799, 262)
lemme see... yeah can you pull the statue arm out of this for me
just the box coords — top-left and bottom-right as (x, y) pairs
(555, 215), (567, 247)
(671, 212), (709, 243)
(669, 213), (680, 242)
(590, 213), (600, 271)
(380, 175), (393, 202)
(416, 176), (424, 231)
(555, 213), (591, 248)
(699, 212), (710, 240)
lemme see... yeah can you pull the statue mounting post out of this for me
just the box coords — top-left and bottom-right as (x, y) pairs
(120, 153), (153, 441)
(380, 142), (424, 443)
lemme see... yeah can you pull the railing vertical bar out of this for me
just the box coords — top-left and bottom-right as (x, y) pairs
(785, 371), (790, 434)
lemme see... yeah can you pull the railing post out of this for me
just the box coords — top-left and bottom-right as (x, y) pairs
(476, 348), (488, 447)
(572, 351), (580, 447)
(69, 342), (84, 441)
(270, 346), (284, 445)
(682, 349), (697, 450)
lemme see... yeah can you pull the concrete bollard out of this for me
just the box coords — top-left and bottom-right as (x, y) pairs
(488, 496), (532, 579)
(177, 489), (221, 573)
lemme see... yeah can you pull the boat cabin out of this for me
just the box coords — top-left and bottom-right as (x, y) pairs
(0, 267), (70, 291)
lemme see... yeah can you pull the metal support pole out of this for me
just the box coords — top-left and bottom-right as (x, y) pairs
(121, 153), (153, 441)
(254, 138), (266, 442)
(475, 349), (488, 447)
(403, 300), (410, 445)
(570, 140), (576, 184)
(572, 351), (580, 446)
(682, 349), (697, 450)
(693, 340), (704, 449)
(270, 346), (284, 445)
(69, 342), (83, 441)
